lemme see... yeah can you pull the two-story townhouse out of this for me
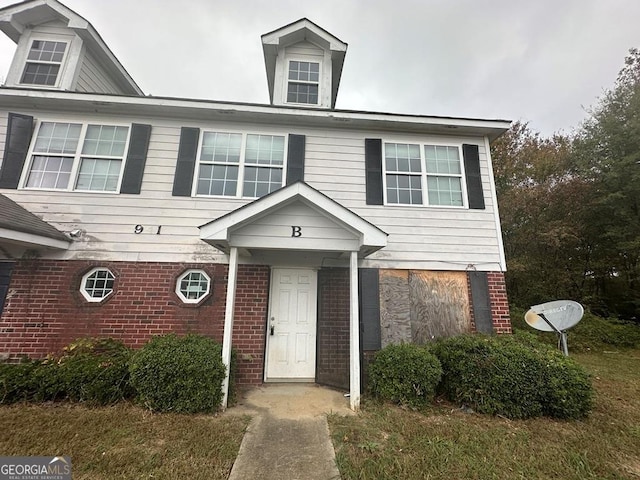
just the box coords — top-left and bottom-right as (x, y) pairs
(0, 0), (511, 409)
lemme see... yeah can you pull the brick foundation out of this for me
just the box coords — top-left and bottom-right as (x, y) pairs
(0, 259), (268, 385)
(0, 260), (511, 388)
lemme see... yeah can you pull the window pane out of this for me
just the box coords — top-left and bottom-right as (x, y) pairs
(426, 145), (461, 174)
(26, 155), (73, 189)
(76, 158), (122, 191)
(385, 143), (421, 173)
(427, 176), (463, 206)
(21, 63), (60, 85)
(196, 163), (238, 196)
(386, 173), (422, 205)
(201, 132), (242, 163)
(82, 125), (128, 157)
(34, 122), (81, 154)
(27, 40), (67, 62)
(243, 166), (282, 198)
(286, 83), (319, 104)
(245, 135), (284, 166)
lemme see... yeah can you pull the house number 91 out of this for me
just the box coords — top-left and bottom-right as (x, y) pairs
(134, 225), (162, 234)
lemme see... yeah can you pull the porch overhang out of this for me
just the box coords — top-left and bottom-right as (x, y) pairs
(202, 182), (386, 412)
(198, 181), (387, 257)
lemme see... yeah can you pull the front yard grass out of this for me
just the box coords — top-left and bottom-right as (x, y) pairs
(0, 402), (249, 479)
(329, 350), (640, 480)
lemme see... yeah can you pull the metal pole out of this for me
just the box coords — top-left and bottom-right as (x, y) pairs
(537, 313), (569, 356)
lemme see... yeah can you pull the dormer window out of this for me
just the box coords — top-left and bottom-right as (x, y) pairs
(21, 40), (67, 86)
(287, 61), (319, 105)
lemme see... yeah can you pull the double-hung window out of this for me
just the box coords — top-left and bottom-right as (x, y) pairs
(21, 40), (67, 86)
(24, 121), (130, 192)
(196, 132), (285, 198)
(383, 142), (465, 207)
(287, 61), (319, 105)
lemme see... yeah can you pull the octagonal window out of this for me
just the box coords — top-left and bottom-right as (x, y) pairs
(80, 267), (115, 302)
(176, 269), (211, 304)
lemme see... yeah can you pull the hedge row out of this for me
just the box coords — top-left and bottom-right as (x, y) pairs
(368, 334), (594, 420)
(0, 335), (234, 413)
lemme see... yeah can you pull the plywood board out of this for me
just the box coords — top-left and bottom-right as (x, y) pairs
(379, 270), (412, 347)
(409, 271), (471, 343)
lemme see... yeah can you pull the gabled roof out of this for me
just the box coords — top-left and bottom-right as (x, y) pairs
(262, 18), (347, 108)
(199, 182), (387, 257)
(0, 0), (143, 95)
(0, 194), (70, 249)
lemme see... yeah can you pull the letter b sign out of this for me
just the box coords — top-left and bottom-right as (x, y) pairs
(291, 226), (302, 237)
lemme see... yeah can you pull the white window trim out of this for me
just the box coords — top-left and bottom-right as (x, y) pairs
(382, 140), (469, 208)
(11, 30), (78, 89)
(80, 267), (115, 303)
(20, 38), (68, 87)
(19, 119), (132, 194)
(192, 129), (288, 199)
(176, 269), (211, 304)
(284, 58), (321, 107)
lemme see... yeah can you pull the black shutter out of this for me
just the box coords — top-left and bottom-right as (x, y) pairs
(0, 113), (34, 189)
(172, 127), (200, 196)
(0, 262), (15, 316)
(365, 138), (383, 205)
(463, 144), (485, 209)
(120, 123), (152, 194)
(286, 134), (305, 184)
(359, 268), (381, 350)
(469, 271), (493, 334)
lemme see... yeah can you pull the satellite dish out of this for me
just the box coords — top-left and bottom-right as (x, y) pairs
(525, 300), (584, 332)
(524, 300), (584, 356)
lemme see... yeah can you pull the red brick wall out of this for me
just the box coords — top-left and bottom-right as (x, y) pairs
(0, 259), (268, 385)
(467, 271), (512, 334)
(316, 268), (350, 390)
(487, 271), (512, 333)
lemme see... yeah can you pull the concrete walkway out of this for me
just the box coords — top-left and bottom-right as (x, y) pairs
(226, 384), (354, 480)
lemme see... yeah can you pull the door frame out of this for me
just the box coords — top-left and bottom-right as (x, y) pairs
(263, 266), (318, 382)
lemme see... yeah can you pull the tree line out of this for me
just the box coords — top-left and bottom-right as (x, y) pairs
(491, 48), (640, 320)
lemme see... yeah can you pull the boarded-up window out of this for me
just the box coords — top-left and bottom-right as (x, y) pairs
(380, 269), (472, 346)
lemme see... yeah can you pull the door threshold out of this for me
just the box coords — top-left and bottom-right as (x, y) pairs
(264, 377), (315, 383)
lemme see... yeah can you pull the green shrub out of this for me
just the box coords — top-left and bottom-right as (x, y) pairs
(368, 343), (442, 408)
(0, 359), (41, 404)
(129, 334), (226, 413)
(432, 334), (593, 419)
(0, 338), (132, 405)
(57, 338), (133, 405)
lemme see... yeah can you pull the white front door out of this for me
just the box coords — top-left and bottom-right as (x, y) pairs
(265, 268), (317, 381)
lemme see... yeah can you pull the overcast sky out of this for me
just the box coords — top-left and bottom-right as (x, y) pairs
(0, 0), (638, 136)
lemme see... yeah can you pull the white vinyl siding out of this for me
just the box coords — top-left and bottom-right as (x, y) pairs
(75, 52), (124, 94)
(0, 111), (503, 271)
